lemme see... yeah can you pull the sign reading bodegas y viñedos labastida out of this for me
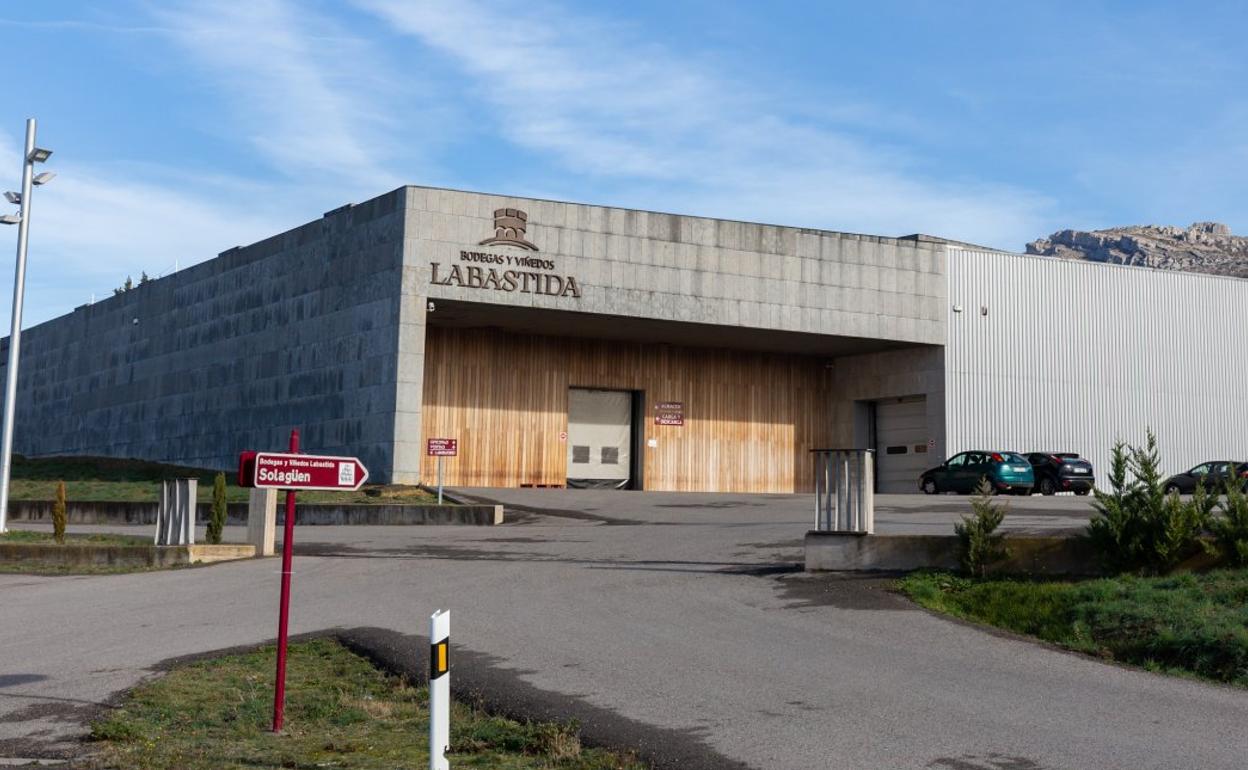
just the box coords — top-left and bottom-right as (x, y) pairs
(429, 207), (582, 298)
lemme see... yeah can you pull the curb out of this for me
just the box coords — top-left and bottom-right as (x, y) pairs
(9, 500), (503, 526)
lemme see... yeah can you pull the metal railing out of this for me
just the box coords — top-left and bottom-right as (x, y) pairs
(812, 449), (875, 533)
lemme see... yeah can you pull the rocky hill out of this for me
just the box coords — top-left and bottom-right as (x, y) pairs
(1025, 222), (1248, 279)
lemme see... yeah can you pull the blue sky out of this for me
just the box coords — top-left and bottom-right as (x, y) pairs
(0, 1), (1245, 324)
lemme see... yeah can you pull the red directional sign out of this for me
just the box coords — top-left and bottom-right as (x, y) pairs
(427, 438), (458, 457)
(239, 451), (369, 491)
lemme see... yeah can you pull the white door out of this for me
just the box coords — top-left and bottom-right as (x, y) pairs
(567, 389), (632, 489)
(875, 396), (929, 494)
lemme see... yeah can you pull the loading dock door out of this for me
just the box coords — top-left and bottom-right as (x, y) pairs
(567, 389), (632, 489)
(875, 396), (929, 494)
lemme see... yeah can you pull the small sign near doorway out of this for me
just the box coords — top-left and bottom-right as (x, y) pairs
(426, 439), (457, 504)
(654, 401), (684, 426)
(427, 438), (458, 456)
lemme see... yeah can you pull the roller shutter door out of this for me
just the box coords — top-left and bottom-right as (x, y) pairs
(567, 389), (632, 489)
(875, 397), (929, 494)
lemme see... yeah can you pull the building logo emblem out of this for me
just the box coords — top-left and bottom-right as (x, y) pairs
(479, 208), (538, 251)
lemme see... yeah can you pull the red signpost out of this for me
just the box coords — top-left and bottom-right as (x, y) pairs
(238, 435), (369, 733)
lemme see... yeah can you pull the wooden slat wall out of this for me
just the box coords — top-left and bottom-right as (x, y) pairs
(419, 327), (834, 492)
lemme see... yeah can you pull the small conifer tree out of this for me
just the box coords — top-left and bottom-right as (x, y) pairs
(1208, 474), (1248, 566)
(954, 478), (1009, 577)
(1086, 429), (1213, 574)
(52, 481), (67, 544)
(207, 472), (228, 544)
(1086, 441), (1136, 572)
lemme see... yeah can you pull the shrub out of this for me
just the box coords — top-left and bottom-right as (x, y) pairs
(52, 481), (67, 544)
(1086, 430), (1213, 575)
(1086, 441), (1133, 570)
(954, 479), (1009, 577)
(207, 472), (227, 545)
(1208, 476), (1248, 566)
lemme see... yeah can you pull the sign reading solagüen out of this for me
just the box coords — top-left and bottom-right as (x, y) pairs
(245, 451), (369, 491)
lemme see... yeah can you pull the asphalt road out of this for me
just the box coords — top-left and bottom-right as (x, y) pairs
(2, 489), (1245, 769)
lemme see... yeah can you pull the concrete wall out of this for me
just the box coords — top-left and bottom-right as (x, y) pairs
(1, 189), (407, 479)
(395, 185), (949, 481)
(947, 248), (1248, 479)
(402, 186), (946, 342)
(827, 345), (946, 460)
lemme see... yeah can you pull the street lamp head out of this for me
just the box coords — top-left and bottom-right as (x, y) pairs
(27, 147), (51, 163)
(3, 192), (18, 205)
(0, 214), (20, 225)
(32, 172), (55, 186)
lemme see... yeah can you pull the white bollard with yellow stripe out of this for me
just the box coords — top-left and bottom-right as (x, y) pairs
(429, 609), (450, 770)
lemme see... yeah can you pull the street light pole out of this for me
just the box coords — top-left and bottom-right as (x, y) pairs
(0, 118), (48, 534)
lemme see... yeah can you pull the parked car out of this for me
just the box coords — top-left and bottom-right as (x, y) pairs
(1025, 452), (1095, 496)
(1162, 461), (1248, 495)
(919, 450), (1034, 495)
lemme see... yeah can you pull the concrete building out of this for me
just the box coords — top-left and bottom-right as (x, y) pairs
(3, 186), (1245, 493)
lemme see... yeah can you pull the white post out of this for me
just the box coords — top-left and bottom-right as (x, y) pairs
(437, 456), (444, 505)
(429, 609), (450, 770)
(0, 119), (39, 534)
(813, 453), (823, 530)
(838, 454), (850, 531)
(862, 451), (876, 534)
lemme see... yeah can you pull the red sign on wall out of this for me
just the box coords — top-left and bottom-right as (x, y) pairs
(427, 438), (458, 456)
(654, 401), (684, 426)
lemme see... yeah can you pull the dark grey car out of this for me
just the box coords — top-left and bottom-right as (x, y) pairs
(1162, 461), (1248, 494)
(1025, 452), (1094, 496)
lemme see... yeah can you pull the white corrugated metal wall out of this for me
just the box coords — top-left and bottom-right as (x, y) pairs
(946, 248), (1248, 481)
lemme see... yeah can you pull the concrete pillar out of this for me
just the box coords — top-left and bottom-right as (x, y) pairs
(247, 487), (277, 556)
(391, 272), (427, 484)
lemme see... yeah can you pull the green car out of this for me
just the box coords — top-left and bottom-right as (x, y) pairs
(919, 450), (1035, 495)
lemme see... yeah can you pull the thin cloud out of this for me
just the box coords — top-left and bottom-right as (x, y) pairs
(0, 18), (169, 34)
(357, 0), (1055, 248)
(0, 131), (295, 325)
(151, 0), (403, 191)
(0, 0), (429, 325)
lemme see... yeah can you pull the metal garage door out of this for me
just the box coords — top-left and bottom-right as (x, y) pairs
(875, 396), (929, 494)
(567, 389), (632, 489)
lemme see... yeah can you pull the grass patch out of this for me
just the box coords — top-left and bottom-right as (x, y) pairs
(899, 569), (1248, 686)
(85, 638), (644, 770)
(0, 529), (183, 576)
(0, 561), (180, 576)
(8, 455), (442, 506)
(0, 529), (150, 546)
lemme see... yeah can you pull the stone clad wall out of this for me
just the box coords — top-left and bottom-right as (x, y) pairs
(1, 189), (407, 479)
